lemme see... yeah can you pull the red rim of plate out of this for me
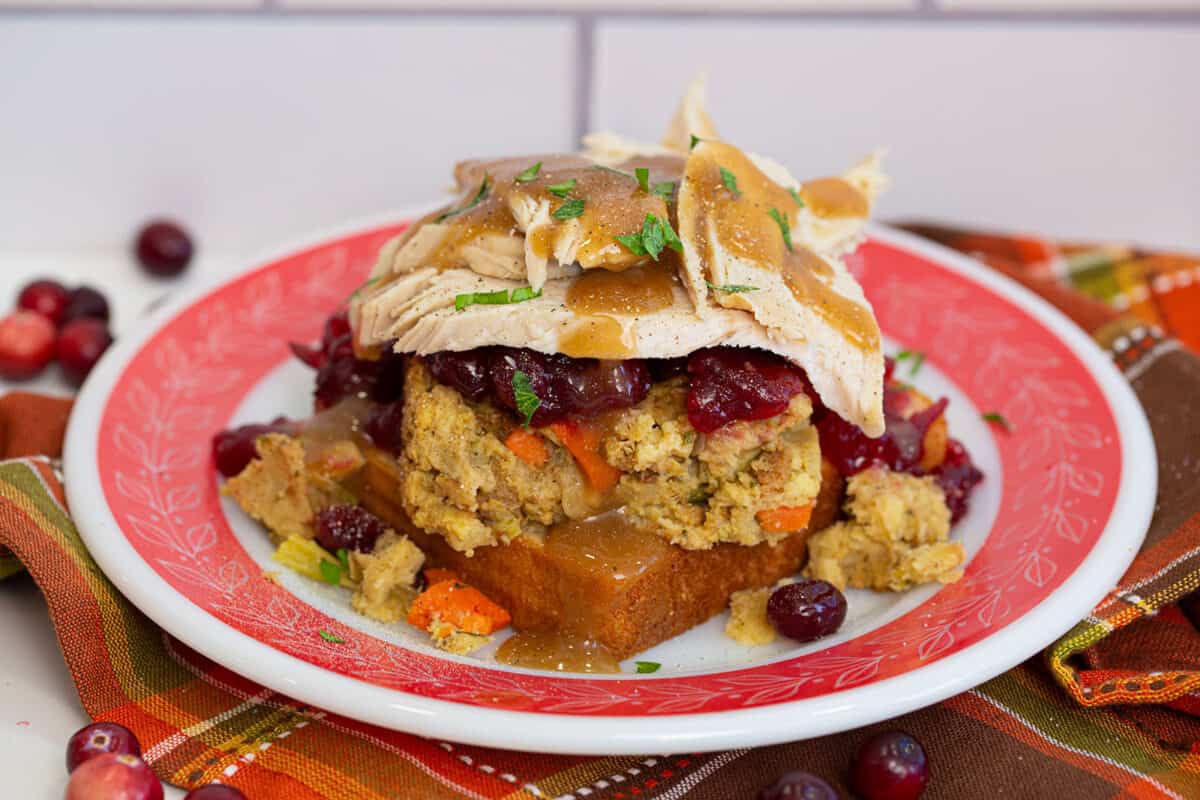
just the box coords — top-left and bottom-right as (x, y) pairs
(65, 216), (1155, 753)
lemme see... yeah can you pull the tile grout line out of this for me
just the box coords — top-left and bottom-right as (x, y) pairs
(572, 14), (595, 146)
(2, 7), (1200, 22)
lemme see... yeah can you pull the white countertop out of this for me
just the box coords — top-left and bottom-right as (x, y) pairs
(0, 251), (240, 799)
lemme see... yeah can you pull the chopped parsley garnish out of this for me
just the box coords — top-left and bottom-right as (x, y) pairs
(689, 134), (701, 150)
(788, 187), (805, 207)
(635, 661), (661, 674)
(337, 548), (350, 570)
(983, 411), (1013, 432)
(514, 161), (542, 183)
(512, 370), (541, 428)
(436, 173), (490, 222)
(894, 350), (926, 376)
(591, 165), (673, 199)
(592, 164), (633, 179)
(615, 213), (682, 260)
(768, 207), (793, 252)
(347, 275), (381, 303)
(318, 630), (345, 643)
(635, 167), (651, 193)
(706, 281), (759, 294)
(547, 178), (577, 198)
(454, 286), (542, 312)
(720, 167), (741, 198)
(318, 560), (342, 586)
(553, 197), (586, 219)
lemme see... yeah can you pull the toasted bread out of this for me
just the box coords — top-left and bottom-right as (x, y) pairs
(360, 446), (844, 660)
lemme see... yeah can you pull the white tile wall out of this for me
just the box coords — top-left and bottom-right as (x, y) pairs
(0, 18), (577, 251)
(942, 1), (1200, 9)
(278, 1), (912, 9)
(592, 20), (1200, 250)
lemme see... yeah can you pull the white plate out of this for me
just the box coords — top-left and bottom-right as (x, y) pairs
(64, 216), (1156, 755)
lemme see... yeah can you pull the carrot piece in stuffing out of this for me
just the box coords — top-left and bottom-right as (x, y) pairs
(548, 420), (621, 492)
(756, 504), (815, 533)
(504, 428), (550, 468)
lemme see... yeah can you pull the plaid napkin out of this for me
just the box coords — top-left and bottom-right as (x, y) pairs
(2, 227), (1199, 799)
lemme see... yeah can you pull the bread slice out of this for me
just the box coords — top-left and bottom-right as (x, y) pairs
(360, 447), (844, 660)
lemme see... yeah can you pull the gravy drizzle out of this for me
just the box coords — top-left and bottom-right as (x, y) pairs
(495, 508), (668, 673)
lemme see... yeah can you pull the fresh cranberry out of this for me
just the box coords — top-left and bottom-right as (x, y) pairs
(767, 579), (847, 643)
(686, 348), (808, 433)
(64, 286), (111, 324)
(135, 220), (194, 277)
(17, 279), (72, 326)
(0, 311), (57, 380)
(933, 439), (983, 523)
(365, 401), (404, 454)
(851, 731), (930, 800)
(66, 722), (142, 772)
(295, 311), (402, 410)
(758, 770), (839, 800)
(64, 753), (162, 800)
(183, 786), (247, 800)
(315, 505), (387, 553)
(57, 318), (114, 387)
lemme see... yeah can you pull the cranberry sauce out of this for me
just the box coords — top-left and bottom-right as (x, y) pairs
(291, 310), (405, 410)
(686, 347), (809, 433)
(815, 357), (982, 522)
(426, 347), (652, 427)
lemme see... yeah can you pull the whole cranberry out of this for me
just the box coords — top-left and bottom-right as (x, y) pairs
(135, 220), (194, 277)
(17, 278), (72, 326)
(315, 505), (387, 553)
(64, 286), (111, 324)
(64, 753), (163, 800)
(851, 731), (930, 800)
(758, 770), (838, 800)
(58, 318), (114, 387)
(365, 401), (404, 454)
(66, 722), (142, 772)
(0, 311), (57, 380)
(767, 579), (847, 643)
(183, 786), (247, 800)
(212, 417), (295, 477)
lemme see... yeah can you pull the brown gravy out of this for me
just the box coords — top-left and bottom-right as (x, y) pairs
(557, 316), (634, 359)
(427, 154), (686, 273)
(683, 141), (879, 351)
(565, 263), (677, 316)
(799, 177), (869, 219)
(495, 509), (668, 673)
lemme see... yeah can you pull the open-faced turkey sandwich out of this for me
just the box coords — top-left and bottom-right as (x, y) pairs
(216, 79), (983, 671)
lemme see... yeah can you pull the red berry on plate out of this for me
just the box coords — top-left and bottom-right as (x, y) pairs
(851, 731), (930, 800)
(0, 310), (57, 380)
(315, 505), (387, 553)
(58, 318), (114, 387)
(66, 722), (142, 772)
(65, 286), (111, 324)
(212, 417), (296, 478)
(135, 220), (194, 277)
(767, 579), (847, 643)
(183, 786), (247, 800)
(64, 753), (163, 800)
(17, 278), (72, 326)
(757, 770), (839, 800)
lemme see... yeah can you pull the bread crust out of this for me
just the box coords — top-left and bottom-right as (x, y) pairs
(361, 447), (844, 660)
